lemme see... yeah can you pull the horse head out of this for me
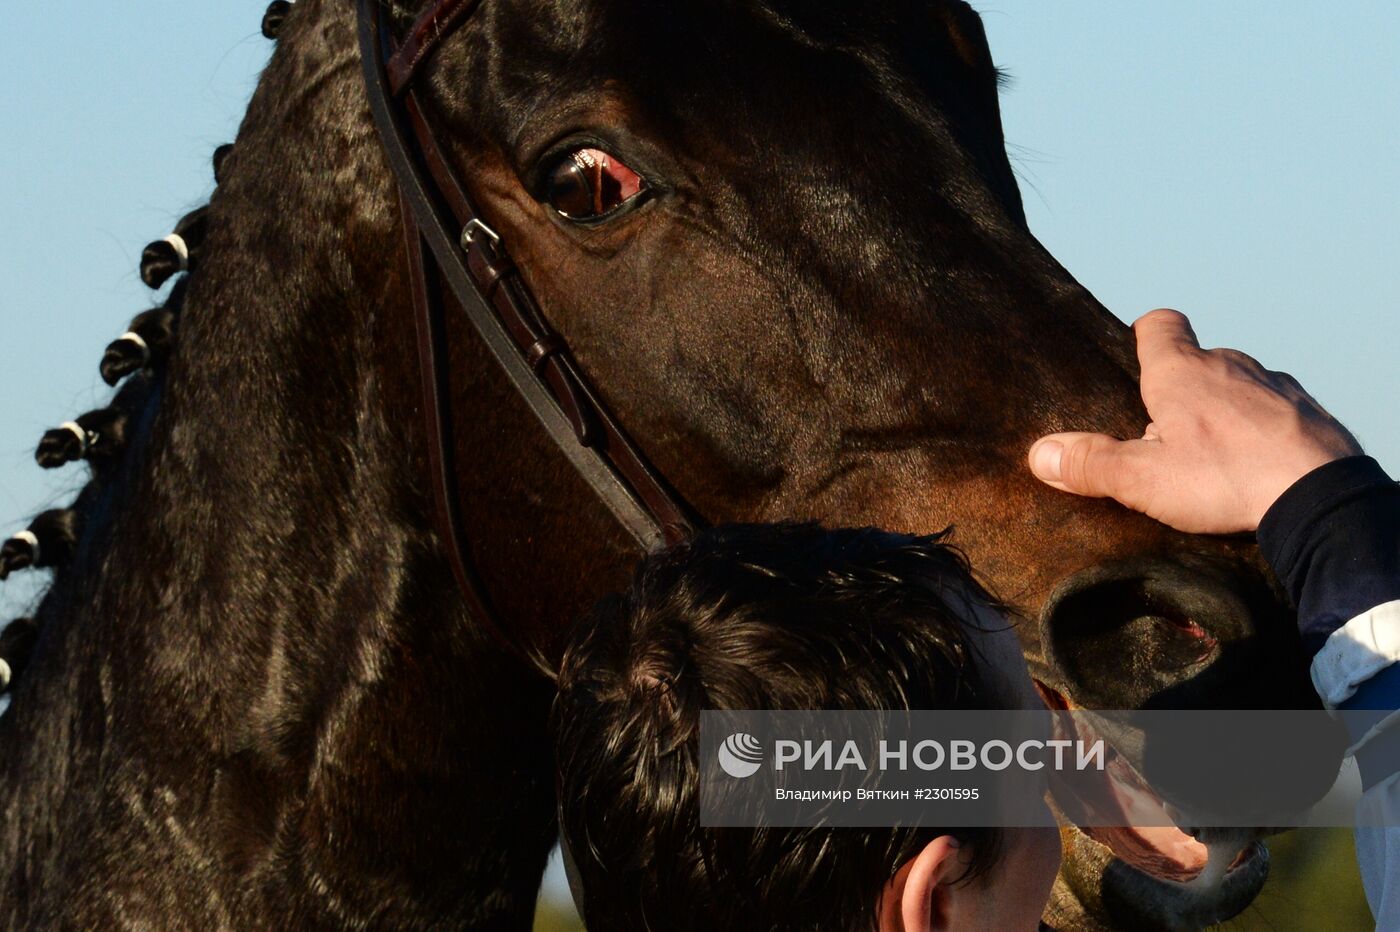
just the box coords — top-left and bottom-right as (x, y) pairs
(392, 0), (1325, 924)
(0, 1), (1321, 929)
(387, 0), (1319, 921)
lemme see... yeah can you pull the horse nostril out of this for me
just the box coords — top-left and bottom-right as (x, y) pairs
(1151, 613), (1220, 668)
(1037, 561), (1345, 835)
(1159, 612), (1213, 643)
(1037, 556), (1275, 712)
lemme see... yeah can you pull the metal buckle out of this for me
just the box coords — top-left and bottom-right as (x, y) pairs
(461, 217), (501, 251)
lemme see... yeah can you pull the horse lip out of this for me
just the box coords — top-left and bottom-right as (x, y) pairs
(1032, 552), (1294, 927)
(1080, 830), (1269, 931)
(1039, 681), (1271, 927)
(1042, 684), (1211, 879)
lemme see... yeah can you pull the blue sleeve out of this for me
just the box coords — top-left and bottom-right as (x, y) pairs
(1257, 455), (1400, 790)
(1257, 455), (1400, 659)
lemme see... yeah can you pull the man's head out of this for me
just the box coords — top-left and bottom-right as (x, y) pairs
(553, 522), (1060, 931)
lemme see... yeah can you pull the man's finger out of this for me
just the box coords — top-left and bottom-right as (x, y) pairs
(1028, 432), (1152, 504)
(1133, 309), (1201, 368)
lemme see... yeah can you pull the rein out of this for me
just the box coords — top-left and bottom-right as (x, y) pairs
(355, 0), (700, 666)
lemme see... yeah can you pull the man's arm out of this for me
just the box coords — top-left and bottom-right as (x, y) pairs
(1257, 457), (1400, 711)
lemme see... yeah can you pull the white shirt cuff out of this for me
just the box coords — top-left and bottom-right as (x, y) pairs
(1311, 600), (1400, 707)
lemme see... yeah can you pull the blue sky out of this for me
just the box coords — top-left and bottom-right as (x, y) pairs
(2, 3), (1396, 633)
(980, 0), (1399, 471)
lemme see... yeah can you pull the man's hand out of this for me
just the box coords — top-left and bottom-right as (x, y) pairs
(1027, 309), (1362, 534)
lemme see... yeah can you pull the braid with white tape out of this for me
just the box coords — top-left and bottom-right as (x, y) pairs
(162, 233), (190, 270)
(117, 331), (151, 367)
(59, 421), (90, 455)
(11, 530), (40, 566)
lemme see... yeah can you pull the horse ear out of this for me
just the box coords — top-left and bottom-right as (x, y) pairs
(928, 1), (1026, 226)
(934, 2), (997, 76)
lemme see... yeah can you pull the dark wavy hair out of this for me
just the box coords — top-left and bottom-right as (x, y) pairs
(553, 522), (1011, 932)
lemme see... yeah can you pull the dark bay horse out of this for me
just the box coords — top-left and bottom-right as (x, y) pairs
(0, 1), (1321, 928)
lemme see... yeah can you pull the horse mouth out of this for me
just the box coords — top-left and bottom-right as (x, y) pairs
(1039, 683), (1270, 929)
(1063, 826), (1268, 932)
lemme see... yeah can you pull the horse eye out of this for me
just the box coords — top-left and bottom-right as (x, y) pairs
(544, 147), (645, 220)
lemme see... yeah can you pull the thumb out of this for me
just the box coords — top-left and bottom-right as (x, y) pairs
(1028, 432), (1150, 504)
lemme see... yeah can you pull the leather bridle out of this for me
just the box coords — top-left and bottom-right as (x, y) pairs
(355, 0), (700, 667)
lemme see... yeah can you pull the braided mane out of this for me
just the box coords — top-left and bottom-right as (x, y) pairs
(0, 215), (201, 691)
(0, 5), (558, 925)
(0, 2), (299, 698)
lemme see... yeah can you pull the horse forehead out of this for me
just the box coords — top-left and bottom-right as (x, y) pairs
(498, 0), (975, 69)
(464, 0), (1020, 233)
(472, 0), (987, 151)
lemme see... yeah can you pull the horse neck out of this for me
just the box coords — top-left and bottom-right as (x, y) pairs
(0, 3), (555, 924)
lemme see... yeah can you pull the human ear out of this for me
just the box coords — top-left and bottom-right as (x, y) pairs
(877, 836), (964, 932)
